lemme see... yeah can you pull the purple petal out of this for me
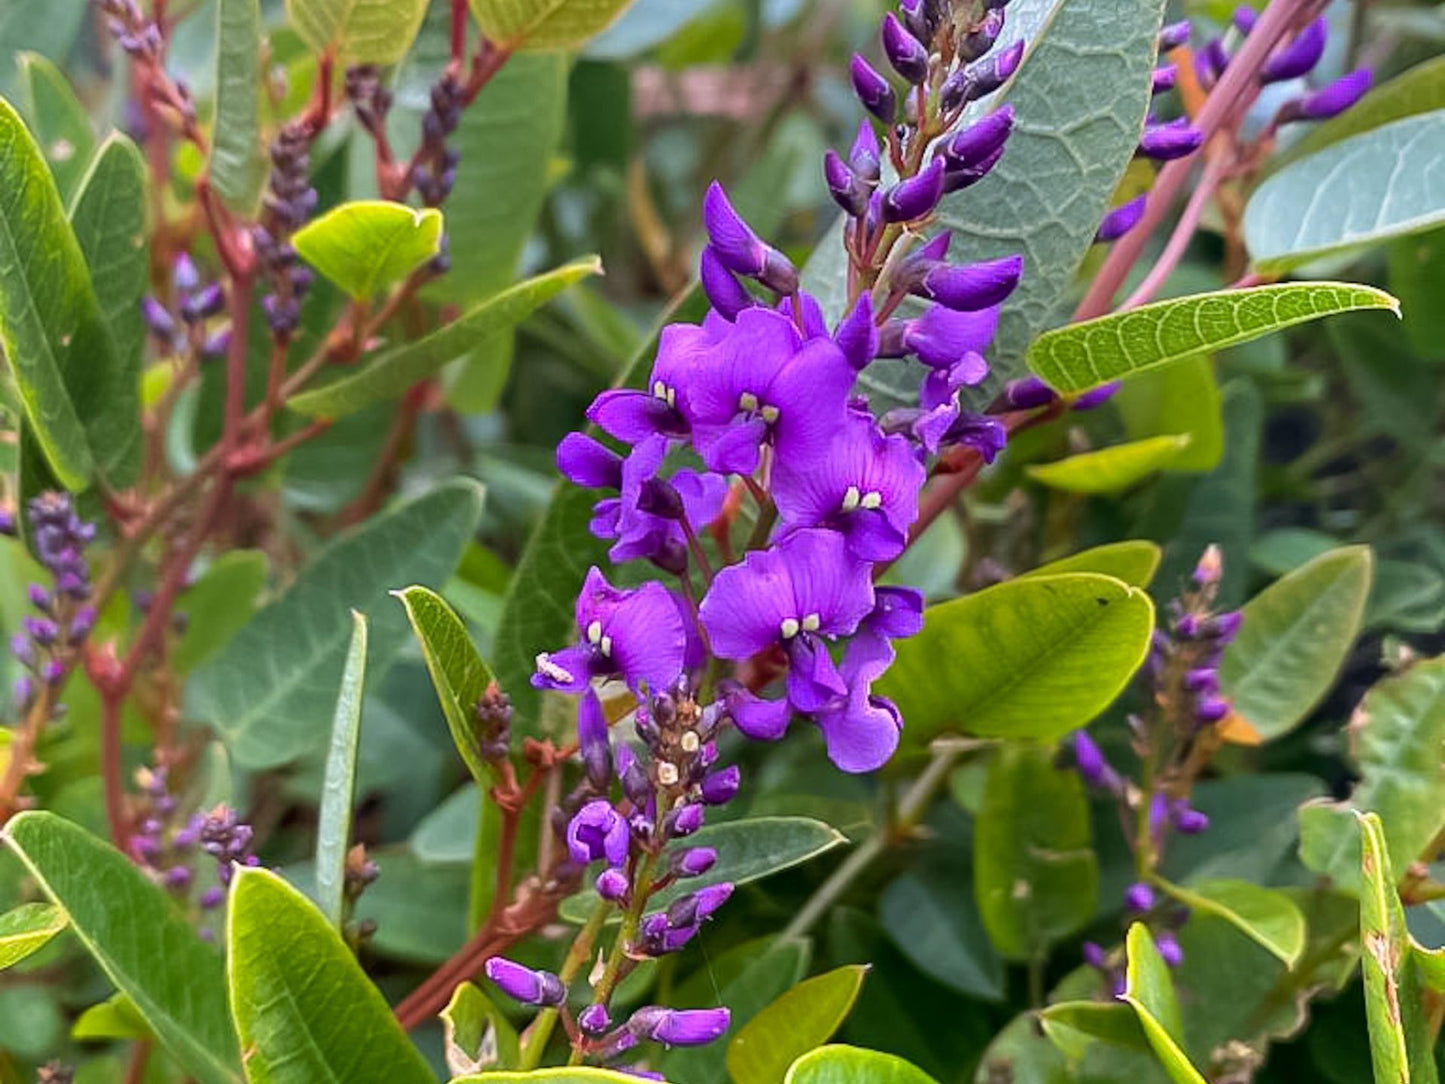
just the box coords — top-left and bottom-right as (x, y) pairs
(785, 635), (849, 712)
(728, 689), (793, 741)
(1261, 17), (1327, 83)
(903, 304), (1001, 368)
(557, 433), (624, 490)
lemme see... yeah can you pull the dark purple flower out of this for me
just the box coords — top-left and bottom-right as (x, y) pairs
(848, 120), (881, 183)
(579, 1004), (612, 1035)
(1261, 18), (1327, 83)
(576, 689), (612, 790)
(484, 958), (567, 1006)
(1152, 64), (1178, 94)
(629, 1006), (731, 1048)
(1072, 380), (1121, 410)
(701, 764), (740, 805)
(1002, 375), (1058, 410)
(1072, 730), (1120, 791)
(881, 303), (1000, 374)
(772, 412), (925, 562)
(881, 12), (929, 83)
(1173, 803), (1210, 835)
(1139, 120), (1204, 161)
(850, 54), (896, 123)
(700, 529), (874, 712)
(824, 150), (866, 216)
(911, 254), (1022, 312)
(567, 799), (630, 867)
(1096, 195), (1147, 243)
(882, 157), (945, 223)
(532, 568), (690, 695)
(1283, 69), (1373, 122)
(596, 867), (630, 900)
(588, 312), (727, 446)
(699, 246), (756, 320)
(672, 847), (717, 877)
(702, 182), (798, 294)
(685, 307), (857, 477)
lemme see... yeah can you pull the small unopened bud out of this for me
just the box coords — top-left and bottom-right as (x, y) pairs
(850, 54), (897, 123)
(1159, 19), (1191, 50)
(1095, 195), (1147, 243)
(1124, 882), (1155, 912)
(1139, 121), (1204, 161)
(882, 157), (945, 223)
(1261, 18), (1327, 83)
(483, 958), (566, 1007)
(881, 13), (929, 84)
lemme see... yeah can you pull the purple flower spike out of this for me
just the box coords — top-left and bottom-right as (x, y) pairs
(881, 13), (930, 84)
(532, 568), (689, 696)
(1095, 195), (1147, 243)
(882, 157), (945, 223)
(700, 529), (874, 712)
(702, 182), (798, 294)
(1139, 121), (1204, 161)
(1124, 882), (1155, 912)
(1152, 64), (1178, 94)
(849, 120), (881, 183)
(1286, 69), (1373, 122)
(834, 294), (879, 371)
(773, 413), (925, 562)
(1159, 19), (1191, 50)
(484, 958), (567, 1007)
(629, 1007), (732, 1048)
(850, 54), (896, 123)
(699, 246), (756, 320)
(568, 799), (630, 868)
(943, 106), (1015, 170)
(1261, 17), (1327, 83)
(913, 254), (1022, 311)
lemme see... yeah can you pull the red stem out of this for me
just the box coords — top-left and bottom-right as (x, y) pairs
(1120, 150), (1230, 310)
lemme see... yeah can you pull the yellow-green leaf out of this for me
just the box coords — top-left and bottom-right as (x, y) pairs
(1026, 435), (1191, 494)
(1120, 924), (1207, 1084)
(1019, 540), (1161, 588)
(285, 0), (428, 63)
(783, 1045), (939, 1084)
(293, 201), (443, 300)
(0, 902), (66, 970)
(728, 966), (868, 1084)
(468, 0), (639, 51)
(1155, 879), (1306, 967)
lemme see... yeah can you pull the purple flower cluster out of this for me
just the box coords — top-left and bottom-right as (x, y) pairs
(142, 254), (231, 358)
(130, 776), (259, 918)
(9, 494), (97, 711)
(255, 122), (320, 337)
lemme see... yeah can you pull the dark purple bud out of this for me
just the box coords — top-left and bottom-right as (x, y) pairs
(28, 584), (51, 610)
(1158, 19), (1191, 50)
(1232, 6), (1258, 34)
(1210, 610), (1243, 641)
(1003, 376), (1058, 409)
(942, 144), (1005, 194)
(629, 1006), (731, 1048)
(483, 958), (567, 1007)
(693, 882), (733, 919)
(199, 886), (226, 909)
(1139, 121), (1204, 161)
(1095, 195), (1147, 243)
(556, 433), (623, 491)
(576, 690), (612, 791)
(142, 297), (176, 339)
(959, 7), (1005, 63)
(850, 54), (897, 123)
(567, 800), (631, 867)
(1197, 38), (1229, 87)
(849, 121), (881, 183)
(913, 253), (1022, 310)
(944, 106), (1015, 169)
(173, 253), (200, 292)
(1124, 882), (1155, 912)
(1152, 64), (1178, 94)
(1156, 931), (1184, 967)
(596, 867), (630, 901)
(1261, 18), (1326, 83)
(180, 283), (225, 323)
(881, 13), (930, 83)
(824, 150), (867, 216)
(164, 865), (192, 889)
(1174, 805), (1210, 835)
(1182, 667), (1219, 692)
(1072, 380), (1120, 410)
(579, 1004), (612, 1036)
(202, 326), (232, 357)
(671, 847), (717, 877)
(701, 764), (740, 805)
(23, 617), (58, 646)
(666, 893), (700, 929)
(1284, 69), (1372, 122)
(701, 182), (798, 294)
(1071, 731), (1112, 788)
(975, 39), (1025, 95)
(834, 295), (879, 371)
(882, 157), (945, 223)
(1082, 941), (1109, 969)
(670, 802), (704, 837)
(699, 246), (755, 320)
(1195, 694), (1231, 724)
(41, 659), (65, 685)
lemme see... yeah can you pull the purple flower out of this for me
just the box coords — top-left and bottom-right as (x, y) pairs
(1282, 69), (1373, 122)
(943, 106), (1015, 170)
(1152, 64), (1178, 94)
(1002, 375), (1058, 410)
(882, 157), (945, 223)
(579, 1004), (612, 1035)
(1156, 931), (1184, 968)
(1096, 195), (1147, 243)
(1159, 19), (1191, 50)
(702, 182), (797, 294)
(685, 307), (857, 476)
(628, 1006), (732, 1047)
(484, 958), (567, 1006)
(596, 867), (630, 900)
(1139, 120), (1204, 161)
(567, 799), (630, 867)
(772, 412), (925, 561)
(699, 246), (756, 319)
(910, 254), (1022, 312)
(700, 764), (740, 805)
(1261, 18), (1327, 83)
(587, 315), (726, 445)
(880, 302), (1000, 375)
(532, 568), (690, 695)
(834, 295), (879, 371)
(812, 630), (904, 772)
(700, 529), (874, 713)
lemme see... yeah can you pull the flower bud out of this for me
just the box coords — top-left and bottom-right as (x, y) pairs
(824, 150), (867, 217)
(556, 433), (624, 491)
(483, 958), (567, 1007)
(850, 54), (897, 123)
(1210, 611), (1243, 641)
(699, 246), (755, 320)
(1152, 64), (1178, 94)
(881, 13), (930, 84)
(1071, 380), (1120, 411)
(1124, 882), (1155, 912)
(973, 39), (1025, 97)
(1158, 19), (1191, 50)
(669, 801), (705, 837)
(671, 847), (718, 877)
(174, 252), (200, 292)
(1156, 931), (1184, 967)
(1282, 69), (1372, 122)
(579, 1004), (612, 1036)
(913, 254), (1022, 311)
(1261, 18), (1326, 83)
(944, 105), (1015, 170)
(180, 282), (225, 323)
(959, 7), (1005, 63)
(1182, 667), (1219, 693)
(848, 121), (881, 184)
(628, 1006), (732, 1048)
(702, 183), (798, 294)
(882, 157), (945, 223)
(1139, 121), (1204, 161)
(700, 764), (741, 805)
(1195, 694), (1231, 724)
(1095, 195), (1147, 243)
(1233, 6), (1258, 34)
(1173, 805), (1210, 835)
(596, 867), (630, 901)
(567, 800), (630, 867)
(576, 690), (612, 791)
(142, 297), (176, 340)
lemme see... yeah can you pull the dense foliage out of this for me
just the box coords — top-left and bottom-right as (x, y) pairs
(0, 0), (1442, 1082)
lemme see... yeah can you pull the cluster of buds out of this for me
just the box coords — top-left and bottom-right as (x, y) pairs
(474, 682), (514, 763)
(130, 765), (203, 897)
(485, 680), (739, 1068)
(9, 495), (97, 711)
(255, 123), (319, 337)
(412, 73), (465, 274)
(1149, 544), (1242, 732)
(141, 254), (230, 358)
(97, 0), (163, 64)
(344, 65), (394, 142)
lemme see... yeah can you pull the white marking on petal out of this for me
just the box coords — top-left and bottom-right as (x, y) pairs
(860, 490), (883, 510)
(738, 391), (759, 413)
(840, 485), (861, 512)
(586, 620), (604, 645)
(759, 405), (780, 424)
(657, 762), (680, 786)
(801, 613), (821, 633)
(535, 653), (575, 684)
(599, 635), (613, 657)
(779, 617), (801, 640)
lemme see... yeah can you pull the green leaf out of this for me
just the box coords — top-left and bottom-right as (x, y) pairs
(314, 611), (367, 930)
(442, 982), (520, 1076)
(227, 867), (434, 1084)
(879, 573), (1155, 747)
(1155, 879), (1305, 967)
(395, 585), (495, 785)
(285, 0), (429, 63)
(0, 902), (65, 970)
(1120, 924), (1207, 1084)
(1357, 812), (1440, 1084)
(454, 1073), (654, 1084)
(559, 816), (844, 922)
(1027, 435), (1191, 495)
(727, 966), (868, 1084)
(172, 550), (269, 674)
(0, 97), (141, 489)
(879, 869), (1004, 1000)
(829, 0), (1165, 405)
(1298, 656), (1445, 890)
(1040, 1000), (1149, 1060)
(1268, 56), (1445, 176)
(0, 5), (87, 102)
(974, 744), (1098, 959)
(17, 52), (95, 199)
(1114, 356), (1223, 473)
(293, 201), (443, 300)
(288, 257), (599, 417)
(1245, 111), (1445, 272)
(1027, 283), (1400, 394)
(1020, 540), (1161, 588)
(1390, 228), (1445, 360)
(211, 0), (264, 210)
(72, 993), (152, 1041)
(410, 782), (481, 863)
(191, 479), (484, 769)
(1219, 546), (1374, 741)
(2, 812), (241, 1084)
(467, 0), (639, 50)
(783, 1045), (940, 1084)
(66, 132), (147, 469)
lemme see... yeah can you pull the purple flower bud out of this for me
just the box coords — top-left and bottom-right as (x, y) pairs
(164, 865), (192, 889)
(629, 1006), (732, 1047)
(1197, 39), (1230, 88)
(882, 157), (945, 223)
(199, 886), (226, 909)
(576, 690), (612, 791)
(27, 584), (51, 610)
(23, 616), (58, 645)
(700, 764), (740, 805)
(944, 106), (1015, 169)
(833, 295), (879, 372)
(850, 54), (897, 123)
(180, 282), (225, 322)
(824, 150), (867, 216)
(669, 802), (705, 837)
(1003, 376), (1058, 410)
(974, 39), (1025, 96)
(567, 800), (631, 867)
(556, 433), (624, 491)
(699, 246), (756, 320)
(41, 659), (65, 685)
(142, 297), (176, 339)
(701, 182), (798, 294)
(1261, 18), (1327, 83)
(69, 607), (96, 641)
(1082, 941), (1109, 969)
(1139, 121), (1204, 161)
(849, 121), (881, 184)
(1156, 931), (1184, 967)
(1096, 195), (1147, 243)
(1071, 731), (1114, 789)
(1284, 69), (1373, 122)
(596, 867), (630, 901)
(1210, 610), (1243, 641)
(173, 252), (200, 292)
(579, 1004), (612, 1035)
(1182, 667), (1219, 692)
(913, 253), (1022, 311)
(12, 676), (33, 706)
(1195, 694), (1231, 724)
(881, 13), (930, 83)
(483, 957), (567, 1007)
(1071, 380), (1121, 410)
(693, 882), (734, 919)
(1124, 882), (1155, 912)
(1152, 64), (1178, 94)
(672, 847), (718, 877)
(1159, 19), (1191, 50)
(1232, 6), (1257, 34)
(202, 326), (233, 357)
(1174, 805), (1210, 835)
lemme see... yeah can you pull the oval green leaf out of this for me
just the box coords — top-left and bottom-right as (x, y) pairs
(227, 867), (434, 1084)
(559, 816), (844, 923)
(314, 612), (367, 930)
(727, 966), (868, 1084)
(211, 0), (264, 210)
(285, 0), (428, 63)
(172, 550), (269, 674)
(1219, 545), (1374, 741)
(1039, 1000), (1149, 1060)
(1121, 924), (1207, 1084)
(288, 257), (600, 417)
(2, 812), (241, 1084)
(293, 201), (442, 300)
(879, 573), (1154, 746)
(17, 51), (95, 199)
(974, 744), (1097, 959)
(784, 1045), (939, 1084)
(0, 902), (66, 970)
(1245, 110), (1445, 272)
(878, 869), (1003, 1000)
(468, 0), (639, 51)
(1026, 435), (1191, 494)
(1027, 283), (1399, 394)
(1019, 540), (1161, 588)
(1114, 355), (1224, 472)
(1155, 878), (1305, 967)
